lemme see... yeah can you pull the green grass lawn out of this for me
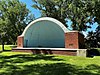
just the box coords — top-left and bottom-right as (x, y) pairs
(0, 45), (16, 51)
(0, 52), (100, 75)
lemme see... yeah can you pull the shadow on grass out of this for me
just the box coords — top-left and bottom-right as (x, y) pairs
(0, 54), (63, 64)
(0, 63), (100, 75)
(0, 54), (100, 75)
(3, 50), (12, 51)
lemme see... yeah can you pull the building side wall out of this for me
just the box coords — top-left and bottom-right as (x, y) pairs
(78, 33), (85, 49)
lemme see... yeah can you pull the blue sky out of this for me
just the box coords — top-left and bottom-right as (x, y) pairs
(20, 0), (41, 18)
(20, 0), (98, 36)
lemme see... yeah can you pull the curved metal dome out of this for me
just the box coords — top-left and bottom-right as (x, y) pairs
(21, 17), (69, 48)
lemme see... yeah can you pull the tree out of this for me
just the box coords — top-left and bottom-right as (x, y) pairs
(85, 31), (97, 48)
(32, 0), (95, 31)
(0, 32), (7, 51)
(85, 26), (100, 48)
(32, 0), (68, 27)
(94, 26), (100, 47)
(0, 0), (34, 44)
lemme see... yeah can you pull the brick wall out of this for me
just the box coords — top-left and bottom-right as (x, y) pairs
(17, 36), (24, 48)
(78, 33), (85, 49)
(65, 31), (79, 49)
(12, 49), (77, 56)
(17, 31), (84, 49)
(65, 31), (84, 49)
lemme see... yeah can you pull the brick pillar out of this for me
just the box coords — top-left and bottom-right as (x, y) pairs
(65, 31), (84, 49)
(17, 36), (24, 48)
(65, 31), (79, 49)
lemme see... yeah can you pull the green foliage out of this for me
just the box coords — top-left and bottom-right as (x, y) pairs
(32, 0), (68, 27)
(32, 0), (100, 31)
(0, 52), (100, 75)
(0, 0), (34, 44)
(85, 25), (100, 48)
(95, 26), (100, 47)
(85, 31), (96, 48)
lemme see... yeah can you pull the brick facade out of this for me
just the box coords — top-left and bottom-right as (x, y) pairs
(17, 36), (24, 48)
(65, 31), (84, 49)
(12, 49), (77, 56)
(78, 32), (85, 48)
(15, 31), (85, 56)
(17, 31), (84, 49)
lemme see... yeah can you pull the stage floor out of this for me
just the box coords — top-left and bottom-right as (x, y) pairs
(12, 47), (87, 57)
(13, 47), (84, 50)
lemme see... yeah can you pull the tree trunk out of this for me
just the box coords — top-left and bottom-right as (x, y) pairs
(2, 40), (4, 51)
